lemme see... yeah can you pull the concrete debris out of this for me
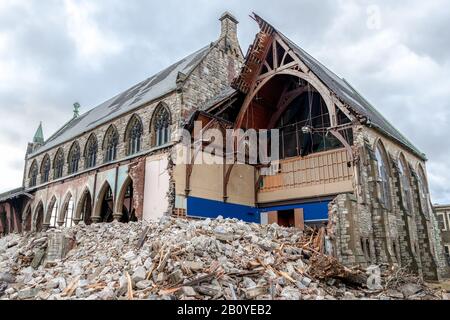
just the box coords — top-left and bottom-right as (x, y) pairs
(0, 218), (447, 300)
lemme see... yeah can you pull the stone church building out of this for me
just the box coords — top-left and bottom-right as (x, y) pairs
(0, 12), (448, 280)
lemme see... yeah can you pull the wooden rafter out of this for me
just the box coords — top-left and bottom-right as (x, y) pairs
(267, 86), (317, 129)
(231, 19), (357, 162)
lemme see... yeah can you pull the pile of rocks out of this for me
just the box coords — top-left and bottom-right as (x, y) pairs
(0, 217), (447, 300)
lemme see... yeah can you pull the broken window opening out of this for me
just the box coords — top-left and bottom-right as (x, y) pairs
(276, 92), (343, 159)
(35, 203), (44, 232)
(64, 198), (74, 228)
(117, 179), (137, 223)
(417, 167), (430, 218)
(366, 239), (371, 261)
(25, 209), (32, 232)
(49, 201), (58, 228)
(398, 157), (413, 213)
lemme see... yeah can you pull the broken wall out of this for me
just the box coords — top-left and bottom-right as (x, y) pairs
(330, 125), (449, 280)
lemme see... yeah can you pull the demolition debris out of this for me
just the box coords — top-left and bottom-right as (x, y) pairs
(0, 217), (448, 300)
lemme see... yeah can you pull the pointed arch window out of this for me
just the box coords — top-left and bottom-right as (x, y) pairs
(375, 144), (392, 210)
(104, 125), (119, 163)
(54, 149), (64, 179)
(68, 142), (81, 174)
(153, 105), (171, 147)
(418, 167), (430, 217)
(41, 155), (51, 183)
(85, 134), (98, 169)
(398, 156), (413, 213)
(126, 116), (143, 156)
(29, 161), (38, 188)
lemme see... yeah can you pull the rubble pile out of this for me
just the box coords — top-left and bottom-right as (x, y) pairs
(0, 217), (447, 300)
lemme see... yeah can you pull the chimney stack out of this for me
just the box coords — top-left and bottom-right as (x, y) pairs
(219, 11), (239, 45)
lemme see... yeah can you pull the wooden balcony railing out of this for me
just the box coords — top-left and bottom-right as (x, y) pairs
(259, 148), (353, 193)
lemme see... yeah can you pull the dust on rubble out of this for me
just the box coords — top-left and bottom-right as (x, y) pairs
(0, 216), (447, 300)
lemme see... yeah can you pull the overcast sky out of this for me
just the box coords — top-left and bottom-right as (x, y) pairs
(0, 0), (449, 204)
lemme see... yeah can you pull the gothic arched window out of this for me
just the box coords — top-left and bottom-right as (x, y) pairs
(85, 134), (98, 169)
(152, 105), (171, 147)
(41, 154), (51, 183)
(417, 166), (430, 217)
(104, 125), (119, 163)
(398, 155), (413, 213)
(126, 115), (143, 156)
(29, 160), (38, 188)
(375, 143), (392, 210)
(68, 142), (81, 174)
(53, 148), (65, 179)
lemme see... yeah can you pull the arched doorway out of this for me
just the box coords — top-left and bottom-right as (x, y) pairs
(96, 182), (114, 223)
(116, 177), (138, 223)
(34, 202), (44, 232)
(61, 193), (75, 228)
(78, 189), (93, 225)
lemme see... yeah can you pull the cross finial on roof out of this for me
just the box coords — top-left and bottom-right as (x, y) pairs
(73, 102), (80, 118)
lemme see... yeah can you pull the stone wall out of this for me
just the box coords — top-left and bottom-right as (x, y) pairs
(23, 92), (182, 191)
(330, 125), (450, 280)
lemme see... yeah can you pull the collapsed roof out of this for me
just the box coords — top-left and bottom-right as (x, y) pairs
(230, 14), (426, 160)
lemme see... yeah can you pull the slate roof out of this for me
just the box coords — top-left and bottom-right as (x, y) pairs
(202, 87), (238, 111)
(30, 44), (213, 157)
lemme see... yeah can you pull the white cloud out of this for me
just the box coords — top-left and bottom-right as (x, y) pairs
(63, 0), (122, 68)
